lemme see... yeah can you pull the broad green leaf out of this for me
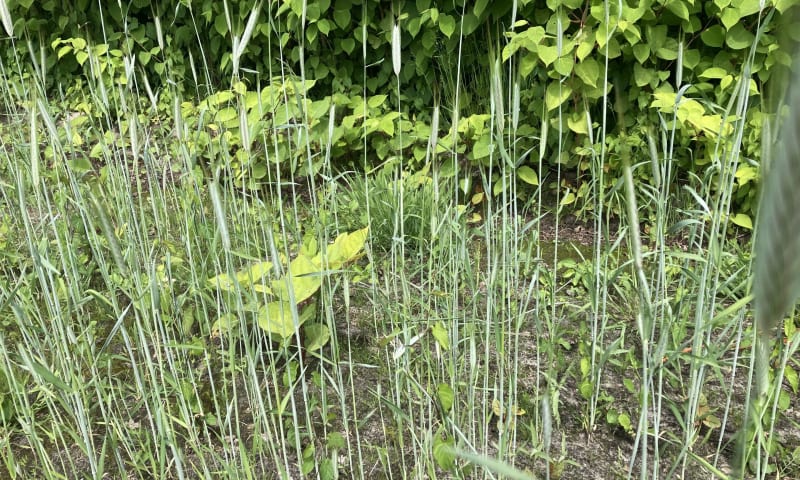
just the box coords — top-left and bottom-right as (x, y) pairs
(725, 23), (754, 50)
(779, 390), (791, 410)
(333, 9), (350, 28)
(519, 52), (537, 78)
(575, 58), (599, 88)
(493, 177), (506, 196)
(474, 0), (490, 17)
(473, 134), (494, 159)
(545, 82), (572, 111)
(463, 14), (487, 35)
(431, 322), (450, 350)
(258, 301), (296, 338)
(632, 44), (650, 63)
(567, 112), (589, 134)
(554, 56), (574, 76)
(576, 36), (594, 61)
(537, 44), (559, 66)
(517, 166), (539, 185)
(208, 272), (237, 292)
(683, 48), (701, 70)
(699, 67), (728, 79)
(730, 213), (752, 230)
(701, 25), (725, 47)
(69, 156), (93, 173)
(735, 164), (758, 185)
(439, 14), (456, 38)
(656, 45), (678, 60)
(433, 435), (456, 471)
(71, 37), (87, 50)
(211, 313), (239, 337)
(341, 38), (355, 54)
(377, 115), (394, 136)
(303, 322), (329, 351)
(75, 50), (88, 66)
(272, 254), (323, 304)
(737, 0), (763, 17)
(618, 413), (632, 431)
(436, 383), (454, 412)
(323, 226), (369, 269)
(785, 365), (799, 393)
(368, 95), (387, 109)
(57, 45), (72, 60)
(306, 24), (318, 44)
(214, 14), (228, 36)
(666, 0), (690, 21)
(208, 261), (274, 293)
(215, 107), (238, 127)
(720, 7), (741, 30)
(775, 0), (799, 13)
(327, 431), (346, 450)
(634, 63), (654, 87)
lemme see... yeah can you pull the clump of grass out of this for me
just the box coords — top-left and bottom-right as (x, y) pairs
(335, 162), (453, 255)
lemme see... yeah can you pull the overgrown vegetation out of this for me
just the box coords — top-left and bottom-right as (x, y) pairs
(0, 0), (798, 479)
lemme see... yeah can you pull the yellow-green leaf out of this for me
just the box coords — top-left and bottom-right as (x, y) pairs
(517, 166), (539, 185)
(439, 14), (456, 38)
(211, 313), (239, 337)
(567, 113), (589, 135)
(666, 0), (690, 21)
(257, 301), (297, 338)
(730, 213), (752, 230)
(431, 321), (450, 350)
(272, 254), (323, 304)
(537, 44), (559, 66)
(560, 191), (576, 206)
(545, 82), (572, 111)
(473, 134), (494, 159)
(437, 383), (454, 412)
(323, 226), (369, 269)
(575, 58), (599, 88)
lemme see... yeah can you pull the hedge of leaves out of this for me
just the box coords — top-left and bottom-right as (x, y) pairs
(2, 0), (798, 223)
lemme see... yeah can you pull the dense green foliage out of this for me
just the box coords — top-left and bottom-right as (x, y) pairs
(2, 0), (798, 223)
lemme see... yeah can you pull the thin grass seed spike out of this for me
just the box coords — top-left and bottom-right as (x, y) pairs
(745, 54), (800, 476)
(754, 66), (800, 341)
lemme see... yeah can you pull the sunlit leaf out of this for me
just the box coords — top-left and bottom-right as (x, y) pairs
(730, 213), (752, 230)
(433, 434), (456, 471)
(431, 321), (450, 350)
(517, 166), (539, 185)
(272, 254), (323, 304)
(322, 226), (369, 269)
(258, 301), (296, 338)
